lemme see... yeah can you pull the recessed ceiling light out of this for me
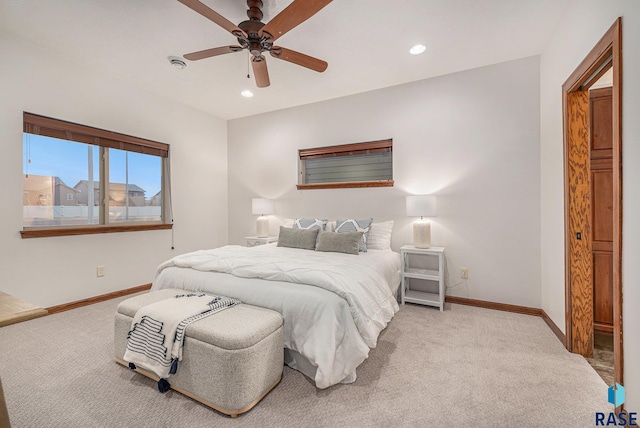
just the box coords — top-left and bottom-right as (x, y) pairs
(168, 56), (186, 69)
(409, 44), (426, 55)
(241, 90), (254, 98)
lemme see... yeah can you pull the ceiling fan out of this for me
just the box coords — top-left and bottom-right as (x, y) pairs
(178, 0), (333, 88)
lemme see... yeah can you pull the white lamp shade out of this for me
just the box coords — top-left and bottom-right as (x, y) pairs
(406, 195), (437, 217)
(252, 198), (274, 215)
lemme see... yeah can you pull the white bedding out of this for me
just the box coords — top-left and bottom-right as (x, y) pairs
(151, 244), (401, 389)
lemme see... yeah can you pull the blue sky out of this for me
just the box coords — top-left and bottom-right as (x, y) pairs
(23, 134), (161, 197)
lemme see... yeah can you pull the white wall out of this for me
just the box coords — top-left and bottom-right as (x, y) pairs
(0, 32), (229, 307)
(228, 57), (541, 308)
(540, 0), (640, 409)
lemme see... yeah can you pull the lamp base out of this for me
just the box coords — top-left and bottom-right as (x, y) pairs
(256, 216), (269, 238)
(413, 220), (431, 249)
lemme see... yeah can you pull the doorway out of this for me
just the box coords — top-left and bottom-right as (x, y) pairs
(562, 17), (622, 387)
(587, 82), (614, 385)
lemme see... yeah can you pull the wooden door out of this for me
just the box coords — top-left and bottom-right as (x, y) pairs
(589, 87), (614, 333)
(566, 89), (593, 357)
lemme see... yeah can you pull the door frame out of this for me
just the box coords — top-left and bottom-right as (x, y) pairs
(563, 17), (622, 385)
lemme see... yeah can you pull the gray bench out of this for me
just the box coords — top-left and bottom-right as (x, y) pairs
(114, 289), (283, 418)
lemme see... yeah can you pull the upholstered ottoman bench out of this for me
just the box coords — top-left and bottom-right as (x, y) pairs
(114, 289), (283, 418)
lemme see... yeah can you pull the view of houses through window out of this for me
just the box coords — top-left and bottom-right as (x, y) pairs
(23, 134), (162, 227)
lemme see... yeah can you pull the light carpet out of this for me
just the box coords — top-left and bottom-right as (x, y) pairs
(0, 294), (611, 427)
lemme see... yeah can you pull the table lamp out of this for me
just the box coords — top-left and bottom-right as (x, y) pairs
(406, 195), (437, 248)
(252, 198), (274, 238)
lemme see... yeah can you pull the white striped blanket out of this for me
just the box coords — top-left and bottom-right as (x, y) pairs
(123, 293), (240, 379)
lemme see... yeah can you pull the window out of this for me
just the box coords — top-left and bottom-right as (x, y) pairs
(297, 139), (393, 190)
(108, 148), (162, 223)
(22, 112), (171, 238)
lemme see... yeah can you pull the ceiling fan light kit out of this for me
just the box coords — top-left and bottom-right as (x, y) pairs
(177, 0), (333, 88)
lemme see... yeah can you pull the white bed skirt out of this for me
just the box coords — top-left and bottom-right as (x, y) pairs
(284, 349), (357, 385)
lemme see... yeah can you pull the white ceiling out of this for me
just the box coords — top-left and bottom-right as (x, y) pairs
(0, 0), (569, 120)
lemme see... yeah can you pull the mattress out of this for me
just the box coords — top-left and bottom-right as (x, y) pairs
(151, 244), (401, 389)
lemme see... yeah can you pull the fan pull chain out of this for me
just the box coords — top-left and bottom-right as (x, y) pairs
(247, 51), (250, 79)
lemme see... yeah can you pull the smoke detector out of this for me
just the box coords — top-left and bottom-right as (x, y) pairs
(168, 56), (187, 69)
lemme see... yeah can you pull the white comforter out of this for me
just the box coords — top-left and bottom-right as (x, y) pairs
(152, 244), (400, 389)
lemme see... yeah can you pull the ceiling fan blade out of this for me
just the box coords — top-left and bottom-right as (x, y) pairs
(270, 47), (328, 72)
(178, 0), (247, 38)
(260, 0), (333, 42)
(251, 56), (270, 88)
(184, 45), (243, 61)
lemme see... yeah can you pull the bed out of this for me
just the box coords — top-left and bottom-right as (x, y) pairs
(151, 242), (401, 389)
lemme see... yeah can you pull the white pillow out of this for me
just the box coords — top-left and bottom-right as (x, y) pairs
(281, 218), (295, 228)
(367, 220), (394, 250)
(326, 221), (336, 232)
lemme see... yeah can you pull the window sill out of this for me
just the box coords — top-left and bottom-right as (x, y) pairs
(20, 223), (172, 239)
(296, 180), (394, 190)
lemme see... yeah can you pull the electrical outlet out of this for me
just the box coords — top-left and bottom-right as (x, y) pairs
(460, 267), (469, 279)
(97, 265), (105, 277)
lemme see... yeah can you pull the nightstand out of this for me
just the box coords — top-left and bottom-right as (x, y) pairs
(400, 245), (445, 311)
(244, 236), (278, 247)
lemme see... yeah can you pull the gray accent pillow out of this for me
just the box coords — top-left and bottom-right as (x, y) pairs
(315, 231), (364, 255)
(335, 218), (373, 252)
(293, 218), (328, 245)
(277, 226), (319, 250)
